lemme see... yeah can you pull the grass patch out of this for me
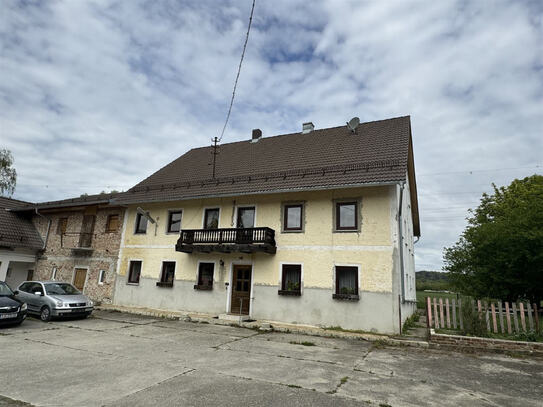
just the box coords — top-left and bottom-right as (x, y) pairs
(402, 311), (421, 333)
(289, 341), (316, 346)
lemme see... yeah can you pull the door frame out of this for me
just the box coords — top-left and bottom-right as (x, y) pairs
(227, 261), (254, 316)
(72, 266), (89, 292)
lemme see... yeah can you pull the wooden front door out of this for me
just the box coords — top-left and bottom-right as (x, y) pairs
(73, 268), (87, 291)
(231, 265), (252, 315)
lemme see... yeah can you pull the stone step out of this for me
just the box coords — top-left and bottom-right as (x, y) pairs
(218, 313), (251, 322)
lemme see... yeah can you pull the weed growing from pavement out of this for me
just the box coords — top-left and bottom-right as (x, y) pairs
(323, 326), (388, 336)
(402, 311), (420, 333)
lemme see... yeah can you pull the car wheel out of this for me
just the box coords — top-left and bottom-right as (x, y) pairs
(40, 306), (52, 322)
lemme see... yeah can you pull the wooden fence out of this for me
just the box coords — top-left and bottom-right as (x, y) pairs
(426, 297), (541, 334)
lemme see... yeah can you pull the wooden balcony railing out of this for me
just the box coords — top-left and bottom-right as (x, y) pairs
(176, 227), (276, 254)
(60, 232), (94, 251)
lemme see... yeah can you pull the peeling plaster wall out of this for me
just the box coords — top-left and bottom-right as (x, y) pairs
(114, 186), (411, 333)
(32, 207), (125, 303)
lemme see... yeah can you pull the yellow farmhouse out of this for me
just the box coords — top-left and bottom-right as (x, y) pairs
(112, 116), (420, 334)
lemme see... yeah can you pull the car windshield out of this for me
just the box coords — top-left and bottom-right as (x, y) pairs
(0, 282), (14, 296)
(44, 283), (80, 295)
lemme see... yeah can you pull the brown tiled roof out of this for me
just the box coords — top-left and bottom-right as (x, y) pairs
(12, 192), (121, 211)
(0, 198), (43, 250)
(0, 196), (33, 209)
(118, 116), (414, 204)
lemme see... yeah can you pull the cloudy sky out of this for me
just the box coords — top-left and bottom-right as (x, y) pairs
(1, 0), (542, 271)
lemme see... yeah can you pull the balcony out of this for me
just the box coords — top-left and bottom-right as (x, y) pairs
(60, 232), (94, 254)
(176, 227), (276, 254)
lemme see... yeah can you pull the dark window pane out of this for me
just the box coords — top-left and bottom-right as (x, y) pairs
(237, 207), (255, 228)
(168, 211), (182, 233)
(336, 267), (358, 295)
(128, 261), (142, 284)
(161, 262), (176, 284)
(204, 209), (219, 229)
(286, 206), (302, 229)
(135, 213), (148, 234)
(236, 280), (242, 291)
(198, 263), (214, 287)
(282, 264), (301, 291)
(243, 281), (249, 291)
(337, 202), (357, 230)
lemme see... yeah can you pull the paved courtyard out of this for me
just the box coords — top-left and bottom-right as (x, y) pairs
(1, 310), (542, 407)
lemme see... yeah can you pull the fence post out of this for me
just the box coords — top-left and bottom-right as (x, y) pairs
(498, 300), (505, 334)
(445, 299), (451, 328)
(519, 302), (526, 332)
(452, 298), (457, 330)
(491, 303), (498, 333)
(512, 302), (519, 333)
(483, 301), (491, 331)
(526, 302), (534, 331)
(426, 297), (432, 329)
(477, 300), (482, 320)
(505, 302), (512, 334)
(433, 298), (439, 329)
(439, 298), (445, 328)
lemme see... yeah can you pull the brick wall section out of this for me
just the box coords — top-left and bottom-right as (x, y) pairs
(32, 206), (125, 304)
(429, 331), (543, 356)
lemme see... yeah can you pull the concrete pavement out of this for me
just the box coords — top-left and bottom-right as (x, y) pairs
(0, 310), (541, 406)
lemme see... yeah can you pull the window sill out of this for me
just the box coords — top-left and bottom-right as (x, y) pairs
(333, 229), (359, 233)
(126, 282), (140, 286)
(193, 285), (213, 291)
(332, 294), (359, 301)
(278, 290), (301, 296)
(280, 229), (304, 234)
(156, 282), (173, 288)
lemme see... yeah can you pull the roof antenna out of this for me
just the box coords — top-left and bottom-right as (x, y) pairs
(347, 117), (360, 134)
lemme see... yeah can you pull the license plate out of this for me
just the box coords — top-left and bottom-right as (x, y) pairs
(0, 313), (17, 319)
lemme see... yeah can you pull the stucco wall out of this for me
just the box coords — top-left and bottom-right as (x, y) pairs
(114, 186), (403, 331)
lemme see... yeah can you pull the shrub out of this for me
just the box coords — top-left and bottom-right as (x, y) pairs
(460, 298), (488, 337)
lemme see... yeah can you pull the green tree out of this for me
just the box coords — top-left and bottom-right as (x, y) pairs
(0, 149), (17, 196)
(444, 175), (543, 302)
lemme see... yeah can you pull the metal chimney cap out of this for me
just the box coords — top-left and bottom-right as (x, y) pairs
(251, 128), (262, 142)
(302, 122), (314, 134)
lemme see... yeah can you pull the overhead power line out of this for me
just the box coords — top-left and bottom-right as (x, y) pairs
(218, 0), (256, 142)
(417, 164), (541, 177)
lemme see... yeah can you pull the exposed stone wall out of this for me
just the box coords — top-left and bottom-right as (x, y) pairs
(429, 330), (543, 356)
(32, 206), (124, 304)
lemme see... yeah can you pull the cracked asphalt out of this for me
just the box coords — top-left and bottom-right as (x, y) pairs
(1, 310), (542, 407)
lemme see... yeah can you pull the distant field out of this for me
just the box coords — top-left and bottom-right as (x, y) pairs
(416, 290), (459, 309)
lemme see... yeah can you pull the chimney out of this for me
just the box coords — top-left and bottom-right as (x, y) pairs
(302, 122), (314, 134)
(251, 128), (262, 142)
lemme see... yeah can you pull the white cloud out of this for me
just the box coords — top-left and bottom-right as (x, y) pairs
(1, 0), (541, 270)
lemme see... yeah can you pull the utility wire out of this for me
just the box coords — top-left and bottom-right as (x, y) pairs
(218, 0), (255, 142)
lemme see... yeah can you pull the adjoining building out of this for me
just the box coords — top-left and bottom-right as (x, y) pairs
(111, 116), (420, 334)
(0, 197), (43, 288)
(12, 193), (125, 304)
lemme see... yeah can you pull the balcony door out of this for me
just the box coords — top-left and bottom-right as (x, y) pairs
(231, 265), (252, 315)
(236, 207), (255, 243)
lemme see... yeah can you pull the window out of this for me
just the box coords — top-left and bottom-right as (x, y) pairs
(279, 264), (302, 296)
(51, 267), (57, 280)
(127, 261), (142, 284)
(157, 262), (175, 287)
(134, 213), (148, 234)
(194, 262), (214, 290)
(98, 270), (106, 285)
(203, 208), (219, 229)
(283, 204), (303, 232)
(237, 207), (255, 228)
(333, 266), (359, 300)
(19, 282), (32, 292)
(106, 214), (120, 232)
(57, 217), (68, 235)
(335, 201), (358, 231)
(167, 210), (182, 233)
(26, 270), (34, 281)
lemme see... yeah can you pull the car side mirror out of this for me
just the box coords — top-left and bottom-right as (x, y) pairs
(13, 290), (19, 295)
(34, 291), (43, 296)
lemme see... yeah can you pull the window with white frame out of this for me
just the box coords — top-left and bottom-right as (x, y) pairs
(51, 267), (57, 280)
(98, 270), (106, 285)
